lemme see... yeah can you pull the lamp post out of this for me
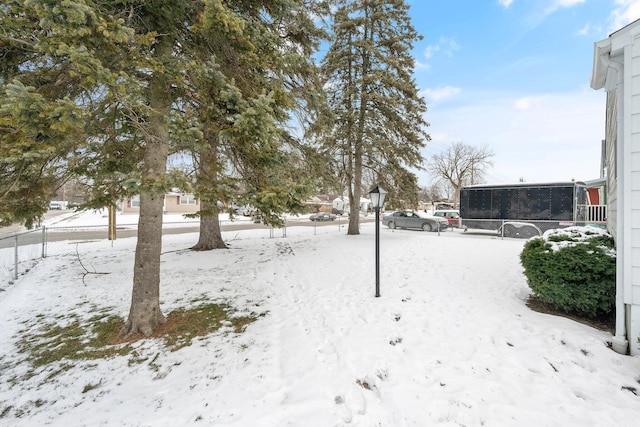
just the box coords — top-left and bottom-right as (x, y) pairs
(369, 185), (387, 297)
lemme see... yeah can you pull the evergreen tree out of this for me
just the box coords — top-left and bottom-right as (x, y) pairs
(1, 0), (329, 335)
(185, 0), (328, 250)
(0, 0), (123, 227)
(321, 0), (429, 234)
(1, 0), (196, 336)
(97, 0), (197, 337)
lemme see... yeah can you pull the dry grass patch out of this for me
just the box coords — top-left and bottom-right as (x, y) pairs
(10, 303), (259, 374)
(125, 303), (259, 351)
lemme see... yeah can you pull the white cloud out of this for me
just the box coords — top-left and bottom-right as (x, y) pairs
(421, 89), (606, 184)
(422, 86), (462, 105)
(442, 38), (461, 57)
(576, 23), (602, 37)
(576, 23), (591, 36)
(424, 44), (440, 60)
(543, 0), (586, 16)
(522, 0), (586, 29)
(414, 60), (431, 70)
(498, 0), (514, 8)
(555, 0), (586, 7)
(611, 0), (640, 30)
(423, 37), (460, 61)
(514, 96), (543, 110)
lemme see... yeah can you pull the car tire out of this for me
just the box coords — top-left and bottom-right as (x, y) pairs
(388, 221), (396, 229)
(422, 222), (432, 232)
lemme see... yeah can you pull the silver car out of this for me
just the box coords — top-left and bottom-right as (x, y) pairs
(382, 210), (448, 232)
(310, 212), (337, 221)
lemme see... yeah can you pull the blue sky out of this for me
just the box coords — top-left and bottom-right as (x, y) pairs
(408, 0), (640, 186)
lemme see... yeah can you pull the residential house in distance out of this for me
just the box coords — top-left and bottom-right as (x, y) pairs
(591, 18), (640, 355)
(306, 194), (373, 215)
(121, 191), (199, 215)
(305, 194), (335, 213)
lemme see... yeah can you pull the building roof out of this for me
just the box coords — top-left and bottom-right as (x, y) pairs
(591, 19), (640, 90)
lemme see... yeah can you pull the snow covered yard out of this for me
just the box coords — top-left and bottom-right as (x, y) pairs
(1, 221), (640, 426)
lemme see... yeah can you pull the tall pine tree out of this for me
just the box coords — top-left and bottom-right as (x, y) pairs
(321, 0), (429, 234)
(186, 0), (328, 250)
(1, 0), (328, 335)
(1, 0), (195, 336)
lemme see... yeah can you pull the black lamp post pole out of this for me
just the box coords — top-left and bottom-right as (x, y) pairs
(369, 185), (386, 298)
(375, 205), (381, 297)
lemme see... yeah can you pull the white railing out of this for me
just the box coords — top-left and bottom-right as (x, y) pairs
(580, 204), (607, 223)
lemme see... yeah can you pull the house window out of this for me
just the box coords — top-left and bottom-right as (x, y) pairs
(180, 194), (197, 205)
(131, 195), (140, 207)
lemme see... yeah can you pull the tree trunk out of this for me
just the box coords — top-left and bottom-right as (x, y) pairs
(192, 200), (227, 250)
(192, 131), (227, 250)
(347, 140), (363, 235)
(347, 7), (371, 236)
(347, 184), (359, 235)
(121, 36), (172, 337)
(123, 189), (167, 336)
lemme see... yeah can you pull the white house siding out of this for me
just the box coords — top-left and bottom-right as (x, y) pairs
(628, 36), (640, 355)
(592, 20), (640, 355)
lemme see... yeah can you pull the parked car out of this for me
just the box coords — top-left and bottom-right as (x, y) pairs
(232, 205), (255, 216)
(310, 212), (337, 221)
(49, 202), (63, 210)
(432, 209), (460, 227)
(382, 211), (448, 232)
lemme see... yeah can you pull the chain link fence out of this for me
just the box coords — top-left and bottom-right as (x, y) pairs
(0, 217), (352, 286)
(0, 228), (47, 284)
(0, 225), (119, 284)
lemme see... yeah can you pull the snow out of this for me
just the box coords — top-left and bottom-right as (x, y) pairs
(539, 226), (616, 255)
(1, 211), (640, 426)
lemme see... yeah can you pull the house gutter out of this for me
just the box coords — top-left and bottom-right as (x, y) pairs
(599, 51), (629, 355)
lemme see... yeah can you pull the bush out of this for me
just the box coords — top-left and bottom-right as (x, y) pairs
(520, 227), (616, 319)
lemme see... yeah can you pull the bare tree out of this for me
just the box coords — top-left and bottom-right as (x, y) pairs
(418, 183), (444, 205)
(427, 142), (494, 207)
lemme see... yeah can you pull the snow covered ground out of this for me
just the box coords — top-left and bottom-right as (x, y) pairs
(1, 212), (639, 426)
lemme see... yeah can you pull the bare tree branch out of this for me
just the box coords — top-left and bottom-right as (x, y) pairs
(75, 244), (109, 286)
(427, 142), (494, 207)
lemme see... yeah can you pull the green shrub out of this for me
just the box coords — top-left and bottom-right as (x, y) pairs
(520, 227), (616, 318)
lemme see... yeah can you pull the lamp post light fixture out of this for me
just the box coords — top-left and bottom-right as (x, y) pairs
(369, 185), (387, 297)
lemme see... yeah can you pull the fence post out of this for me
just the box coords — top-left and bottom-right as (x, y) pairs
(42, 225), (47, 258)
(14, 234), (18, 280)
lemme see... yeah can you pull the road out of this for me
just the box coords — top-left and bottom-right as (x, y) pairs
(0, 216), (372, 249)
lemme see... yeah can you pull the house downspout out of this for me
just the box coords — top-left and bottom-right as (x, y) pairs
(600, 52), (629, 355)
